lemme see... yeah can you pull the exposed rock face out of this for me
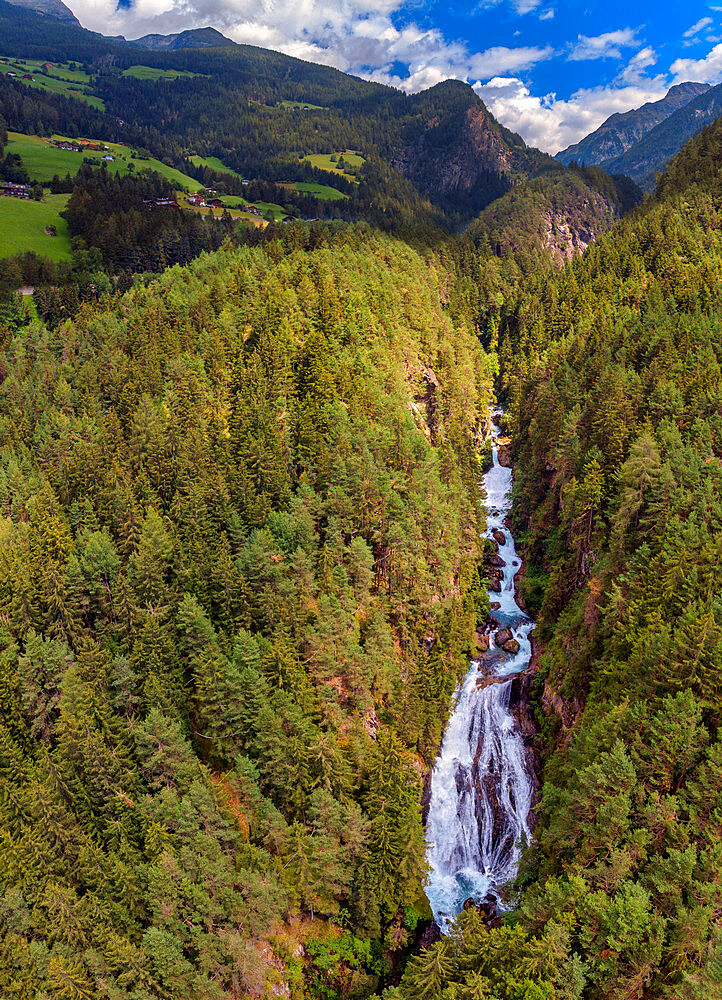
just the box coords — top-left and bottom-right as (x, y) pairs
(508, 665), (542, 814)
(541, 209), (599, 265)
(4, 0), (79, 22)
(475, 631), (490, 652)
(418, 922), (442, 950)
(397, 104), (515, 197)
(542, 679), (584, 731)
(394, 82), (553, 215)
(407, 363), (440, 443)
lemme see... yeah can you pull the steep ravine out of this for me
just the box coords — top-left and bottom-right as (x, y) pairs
(424, 410), (537, 930)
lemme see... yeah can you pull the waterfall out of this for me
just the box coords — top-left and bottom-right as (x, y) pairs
(424, 410), (535, 931)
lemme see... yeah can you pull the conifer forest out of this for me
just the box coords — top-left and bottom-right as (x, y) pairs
(0, 4), (721, 999)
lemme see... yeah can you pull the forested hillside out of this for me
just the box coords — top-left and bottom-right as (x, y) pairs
(465, 165), (640, 266)
(0, 2), (569, 231)
(397, 112), (722, 1000)
(0, 226), (500, 998)
(5, 0), (722, 993)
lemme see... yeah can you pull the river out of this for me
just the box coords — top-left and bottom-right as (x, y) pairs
(424, 410), (535, 931)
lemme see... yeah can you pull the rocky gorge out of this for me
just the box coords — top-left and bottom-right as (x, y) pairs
(423, 410), (539, 932)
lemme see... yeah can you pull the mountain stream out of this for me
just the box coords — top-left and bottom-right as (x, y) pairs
(425, 411), (535, 931)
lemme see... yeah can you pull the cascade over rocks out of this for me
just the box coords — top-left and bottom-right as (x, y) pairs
(424, 410), (536, 932)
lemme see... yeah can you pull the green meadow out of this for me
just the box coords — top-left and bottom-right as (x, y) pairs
(189, 155), (245, 181)
(123, 66), (203, 80)
(0, 193), (72, 261)
(293, 181), (348, 201)
(219, 194), (287, 220)
(6, 133), (203, 191)
(0, 58), (104, 110)
(277, 100), (327, 110)
(300, 150), (365, 182)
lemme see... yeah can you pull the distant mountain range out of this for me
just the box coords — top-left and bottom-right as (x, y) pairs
(1, 0), (718, 214)
(599, 83), (722, 189)
(128, 26), (235, 50)
(556, 81), (722, 191)
(556, 83), (710, 167)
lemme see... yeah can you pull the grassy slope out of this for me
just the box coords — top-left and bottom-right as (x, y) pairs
(175, 192), (267, 225)
(300, 150), (365, 182)
(291, 181), (348, 201)
(0, 58), (104, 110)
(0, 193), (71, 260)
(189, 154), (245, 181)
(216, 194), (287, 220)
(277, 99), (327, 110)
(123, 65), (202, 80)
(6, 132), (203, 190)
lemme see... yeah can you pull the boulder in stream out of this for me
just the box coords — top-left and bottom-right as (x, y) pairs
(475, 631), (490, 652)
(490, 601), (501, 611)
(492, 528), (506, 546)
(503, 639), (520, 654)
(489, 555), (507, 568)
(495, 628), (513, 647)
(489, 579), (501, 593)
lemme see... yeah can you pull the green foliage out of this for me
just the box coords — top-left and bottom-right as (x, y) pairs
(477, 109), (722, 1000)
(0, 227), (494, 997)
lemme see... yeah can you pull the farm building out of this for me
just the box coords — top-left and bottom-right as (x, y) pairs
(143, 198), (180, 209)
(0, 183), (30, 199)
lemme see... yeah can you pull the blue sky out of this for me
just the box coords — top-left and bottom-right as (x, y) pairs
(67, 0), (722, 152)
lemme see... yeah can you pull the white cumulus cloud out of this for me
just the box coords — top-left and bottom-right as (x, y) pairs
(66, 0), (553, 93)
(683, 16), (713, 38)
(474, 72), (669, 153)
(671, 41), (722, 81)
(569, 28), (640, 62)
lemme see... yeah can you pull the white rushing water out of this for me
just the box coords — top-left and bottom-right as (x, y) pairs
(425, 410), (535, 931)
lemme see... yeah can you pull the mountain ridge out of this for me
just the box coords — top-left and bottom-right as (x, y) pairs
(556, 81), (710, 165)
(599, 81), (722, 188)
(1, 0), (78, 23)
(129, 26), (236, 50)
